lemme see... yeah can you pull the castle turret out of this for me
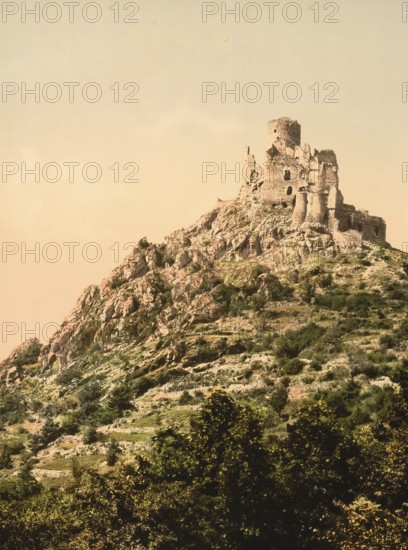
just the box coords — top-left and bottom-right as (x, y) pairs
(306, 192), (325, 224)
(292, 191), (308, 226)
(267, 117), (301, 150)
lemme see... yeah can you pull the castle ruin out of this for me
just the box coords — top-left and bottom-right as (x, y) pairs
(243, 117), (386, 245)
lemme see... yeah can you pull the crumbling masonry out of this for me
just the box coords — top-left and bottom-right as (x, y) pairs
(243, 117), (386, 244)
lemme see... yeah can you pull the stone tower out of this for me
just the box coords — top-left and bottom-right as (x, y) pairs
(268, 118), (301, 149)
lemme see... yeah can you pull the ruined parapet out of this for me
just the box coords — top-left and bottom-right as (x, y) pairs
(319, 163), (339, 191)
(268, 117), (301, 149)
(292, 192), (308, 226)
(317, 150), (337, 165)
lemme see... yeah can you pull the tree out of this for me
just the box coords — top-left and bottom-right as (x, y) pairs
(274, 401), (362, 548)
(106, 439), (121, 466)
(0, 444), (12, 469)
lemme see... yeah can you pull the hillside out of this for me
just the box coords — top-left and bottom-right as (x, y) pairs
(0, 165), (407, 547)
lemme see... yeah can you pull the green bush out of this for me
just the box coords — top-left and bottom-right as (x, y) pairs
(108, 276), (126, 290)
(138, 237), (150, 249)
(394, 319), (408, 340)
(106, 439), (121, 466)
(0, 445), (12, 469)
(282, 358), (305, 375)
(179, 391), (194, 405)
(5, 439), (25, 456)
(309, 360), (322, 372)
(275, 323), (325, 359)
(107, 383), (133, 416)
(30, 419), (62, 453)
(132, 376), (154, 397)
(83, 426), (99, 445)
(346, 292), (379, 312)
(315, 292), (347, 310)
(319, 273), (333, 288)
(61, 415), (80, 435)
(0, 390), (26, 425)
(379, 333), (397, 349)
(269, 384), (288, 413)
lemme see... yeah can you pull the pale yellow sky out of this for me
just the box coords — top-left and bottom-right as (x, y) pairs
(1, 0), (408, 358)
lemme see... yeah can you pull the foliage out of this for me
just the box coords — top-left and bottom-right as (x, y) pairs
(29, 418), (62, 454)
(83, 426), (99, 445)
(275, 323), (325, 359)
(0, 389), (406, 548)
(106, 439), (122, 466)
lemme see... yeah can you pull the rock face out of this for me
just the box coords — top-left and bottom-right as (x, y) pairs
(0, 338), (41, 386)
(2, 117), (389, 373)
(241, 117), (386, 246)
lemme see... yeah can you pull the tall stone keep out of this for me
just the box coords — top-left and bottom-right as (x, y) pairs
(268, 118), (301, 150)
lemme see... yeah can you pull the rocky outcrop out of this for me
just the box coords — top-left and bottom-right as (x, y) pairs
(0, 338), (41, 386)
(34, 194), (361, 370)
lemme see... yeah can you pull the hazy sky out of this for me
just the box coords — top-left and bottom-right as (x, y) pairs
(1, 0), (408, 358)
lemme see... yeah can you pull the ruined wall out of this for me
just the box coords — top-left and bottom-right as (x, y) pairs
(261, 154), (304, 205)
(242, 117), (387, 246)
(319, 163), (339, 191)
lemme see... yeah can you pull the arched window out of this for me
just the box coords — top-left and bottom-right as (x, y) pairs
(284, 169), (291, 181)
(286, 186), (293, 195)
(374, 226), (380, 236)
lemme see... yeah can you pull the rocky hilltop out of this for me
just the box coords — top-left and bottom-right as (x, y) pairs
(38, 196), (349, 371)
(0, 118), (406, 495)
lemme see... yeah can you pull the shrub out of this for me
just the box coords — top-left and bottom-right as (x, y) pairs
(109, 276), (126, 290)
(368, 349), (396, 365)
(212, 283), (244, 315)
(346, 293), (378, 312)
(309, 360), (322, 372)
(315, 293), (347, 310)
(0, 390), (26, 424)
(275, 323), (325, 359)
(107, 383), (133, 416)
(179, 391), (194, 405)
(301, 282), (315, 304)
(394, 319), (408, 340)
(319, 274), (333, 288)
(83, 426), (99, 445)
(138, 237), (150, 249)
(282, 358), (305, 375)
(30, 419), (62, 453)
(0, 445), (12, 469)
(61, 415), (80, 435)
(269, 384), (288, 413)
(379, 333), (397, 349)
(132, 376), (154, 397)
(106, 439), (121, 466)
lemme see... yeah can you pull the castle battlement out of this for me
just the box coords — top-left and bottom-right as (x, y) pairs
(243, 117), (386, 245)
